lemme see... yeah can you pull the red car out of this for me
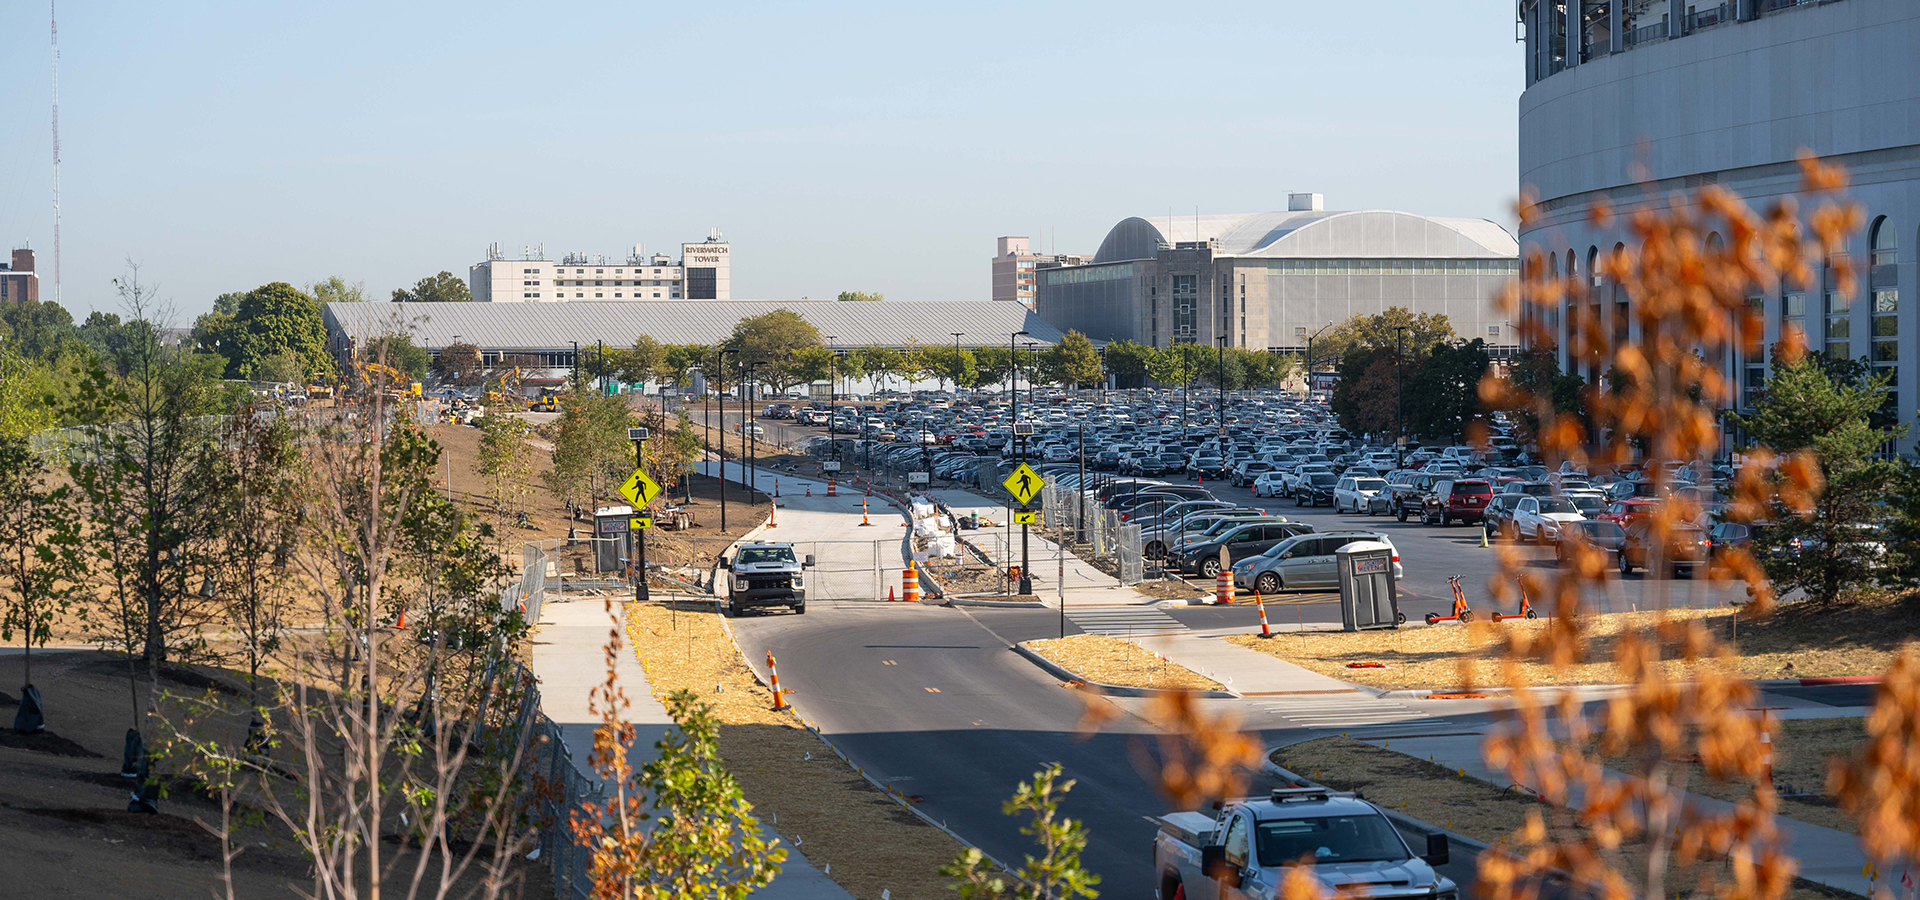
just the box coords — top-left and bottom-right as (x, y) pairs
(1597, 499), (1662, 527)
(1420, 478), (1494, 526)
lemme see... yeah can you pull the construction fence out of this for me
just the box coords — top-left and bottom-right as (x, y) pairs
(1038, 480), (1145, 586)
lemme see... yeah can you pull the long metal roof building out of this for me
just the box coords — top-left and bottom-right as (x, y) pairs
(323, 300), (1066, 360)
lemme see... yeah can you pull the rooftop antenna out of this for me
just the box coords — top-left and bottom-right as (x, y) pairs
(50, 0), (61, 305)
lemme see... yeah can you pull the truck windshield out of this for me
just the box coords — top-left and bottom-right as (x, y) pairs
(1255, 814), (1408, 865)
(737, 547), (797, 564)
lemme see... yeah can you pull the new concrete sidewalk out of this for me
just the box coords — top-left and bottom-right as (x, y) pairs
(528, 594), (853, 900)
(1133, 631), (1368, 696)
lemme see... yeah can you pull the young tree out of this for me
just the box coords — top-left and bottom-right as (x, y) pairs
(1733, 352), (1901, 600)
(1145, 343), (1206, 388)
(544, 391), (637, 510)
(0, 436), (84, 732)
(861, 345), (905, 394)
(940, 763), (1099, 900)
(391, 271), (472, 303)
(477, 413), (538, 523)
(208, 403), (301, 739)
(1046, 331), (1104, 390)
(973, 345), (1014, 388)
(0, 340), (58, 439)
(662, 343), (710, 391)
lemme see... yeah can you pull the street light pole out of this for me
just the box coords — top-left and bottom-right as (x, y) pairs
(718, 348), (739, 532)
(1394, 325), (1408, 470)
(744, 362), (758, 501)
(951, 332), (964, 397)
(571, 340), (580, 392)
(1216, 335), (1227, 436)
(826, 335), (840, 469)
(630, 427), (650, 601)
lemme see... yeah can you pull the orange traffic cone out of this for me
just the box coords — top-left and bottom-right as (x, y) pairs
(394, 607), (408, 630)
(1255, 591), (1273, 638)
(768, 651), (788, 711)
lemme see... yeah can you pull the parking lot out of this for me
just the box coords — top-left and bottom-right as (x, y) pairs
(698, 388), (1748, 621)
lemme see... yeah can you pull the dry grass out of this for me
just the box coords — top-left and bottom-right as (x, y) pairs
(1275, 736), (1857, 900)
(1021, 634), (1225, 691)
(626, 599), (966, 900)
(1225, 600), (1920, 692)
(1599, 717), (1867, 836)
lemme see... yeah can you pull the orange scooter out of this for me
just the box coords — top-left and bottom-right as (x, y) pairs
(1425, 576), (1475, 625)
(1491, 586), (1539, 621)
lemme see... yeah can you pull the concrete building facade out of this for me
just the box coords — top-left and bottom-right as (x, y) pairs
(991, 236), (1091, 306)
(1516, 0), (1920, 449)
(468, 234), (730, 302)
(1035, 194), (1519, 356)
(0, 249), (38, 304)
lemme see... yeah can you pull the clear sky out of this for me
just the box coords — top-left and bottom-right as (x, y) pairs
(0, 1), (1523, 319)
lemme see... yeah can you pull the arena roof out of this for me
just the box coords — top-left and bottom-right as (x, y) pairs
(1092, 210), (1518, 264)
(323, 300), (1066, 352)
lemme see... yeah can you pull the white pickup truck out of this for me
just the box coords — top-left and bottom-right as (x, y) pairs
(1154, 787), (1456, 900)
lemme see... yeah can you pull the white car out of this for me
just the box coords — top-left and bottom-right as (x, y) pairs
(1251, 472), (1290, 498)
(1333, 476), (1388, 514)
(1511, 495), (1586, 543)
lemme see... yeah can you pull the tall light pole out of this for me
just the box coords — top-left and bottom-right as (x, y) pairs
(825, 335), (840, 468)
(951, 332), (965, 397)
(1010, 329), (1030, 434)
(1394, 325), (1408, 469)
(571, 340), (580, 392)
(717, 347), (740, 532)
(744, 361), (758, 502)
(1305, 322), (1333, 394)
(1022, 339), (1037, 413)
(1216, 334), (1228, 436)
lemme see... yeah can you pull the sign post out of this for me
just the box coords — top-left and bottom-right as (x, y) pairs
(620, 427), (659, 602)
(1003, 461), (1046, 595)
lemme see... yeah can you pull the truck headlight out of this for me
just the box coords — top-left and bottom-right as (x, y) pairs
(732, 575), (748, 591)
(791, 575), (804, 589)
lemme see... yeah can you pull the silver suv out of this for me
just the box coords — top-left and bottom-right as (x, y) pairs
(1232, 531), (1401, 594)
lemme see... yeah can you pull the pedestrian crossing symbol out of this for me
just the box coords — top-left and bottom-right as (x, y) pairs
(619, 468), (661, 509)
(1014, 510), (1037, 525)
(1002, 463), (1045, 506)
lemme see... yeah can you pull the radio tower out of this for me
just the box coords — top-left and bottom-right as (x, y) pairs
(50, 0), (62, 305)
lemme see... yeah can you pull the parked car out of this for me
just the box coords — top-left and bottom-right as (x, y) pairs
(1331, 476), (1386, 514)
(1389, 472), (1442, 521)
(1597, 498), (1663, 528)
(1293, 472), (1339, 507)
(1482, 493), (1526, 541)
(1420, 478), (1494, 526)
(1233, 531), (1402, 594)
(1511, 496), (1586, 543)
(1619, 520), (1710, 576)
(1251, 472), (1290, 498)
(1556, 519), (1627, 566)
(1174, 521), (1316, 577)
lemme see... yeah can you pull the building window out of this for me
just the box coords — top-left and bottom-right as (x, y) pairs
(1781, 293), (1806, 346)
(1825, 292), (1851, 360)
(1489, 325), (1501, 337)
(614, 293), (622, 298)
(1743, 296), (1765, 409)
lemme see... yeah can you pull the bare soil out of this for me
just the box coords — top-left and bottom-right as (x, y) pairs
(0, 650), (551, 900)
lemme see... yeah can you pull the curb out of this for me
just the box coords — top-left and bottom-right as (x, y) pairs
(1009, 644), (1239, 699)
(947, 596), (1048, 609)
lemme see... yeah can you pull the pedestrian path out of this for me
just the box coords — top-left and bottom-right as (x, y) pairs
(1065, 605), (1189, 637)
(1257, 695), (1430, 730)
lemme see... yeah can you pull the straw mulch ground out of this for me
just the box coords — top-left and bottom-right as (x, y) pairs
(1226, 598), (1920, 692)
(626, 599), (966, 900)
(1021, 634), (1224, 691)
(1598, 716), (1867, 836)
(1276, 737), (1859, 900)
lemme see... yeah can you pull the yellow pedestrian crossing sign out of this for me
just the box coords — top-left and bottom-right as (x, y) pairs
(630, 517), (653, 530)
(619, 469), (661, 509)
(1002, 463), (1045, 506)
(1014, 510), (1037, 525)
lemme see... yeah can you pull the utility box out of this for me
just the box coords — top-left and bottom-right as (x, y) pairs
(1336, 540), (1401, 631)
(593, 505), (635, 574)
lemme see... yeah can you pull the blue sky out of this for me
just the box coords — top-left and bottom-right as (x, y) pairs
(0, 1), (1523, 319)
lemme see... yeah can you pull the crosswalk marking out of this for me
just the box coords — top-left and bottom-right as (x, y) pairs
(1063, 606), (1189, 637)
(1260, 697), (1430, 729)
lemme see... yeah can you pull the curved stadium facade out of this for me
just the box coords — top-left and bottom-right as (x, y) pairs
(1517, 0), (1920, 451)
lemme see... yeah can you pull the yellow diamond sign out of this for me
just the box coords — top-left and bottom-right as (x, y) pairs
(1002, 463), (1045, 506)
(619, 468), (662, 509)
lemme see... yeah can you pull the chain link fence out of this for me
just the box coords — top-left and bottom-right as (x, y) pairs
(1036, 481), (1144, 587)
